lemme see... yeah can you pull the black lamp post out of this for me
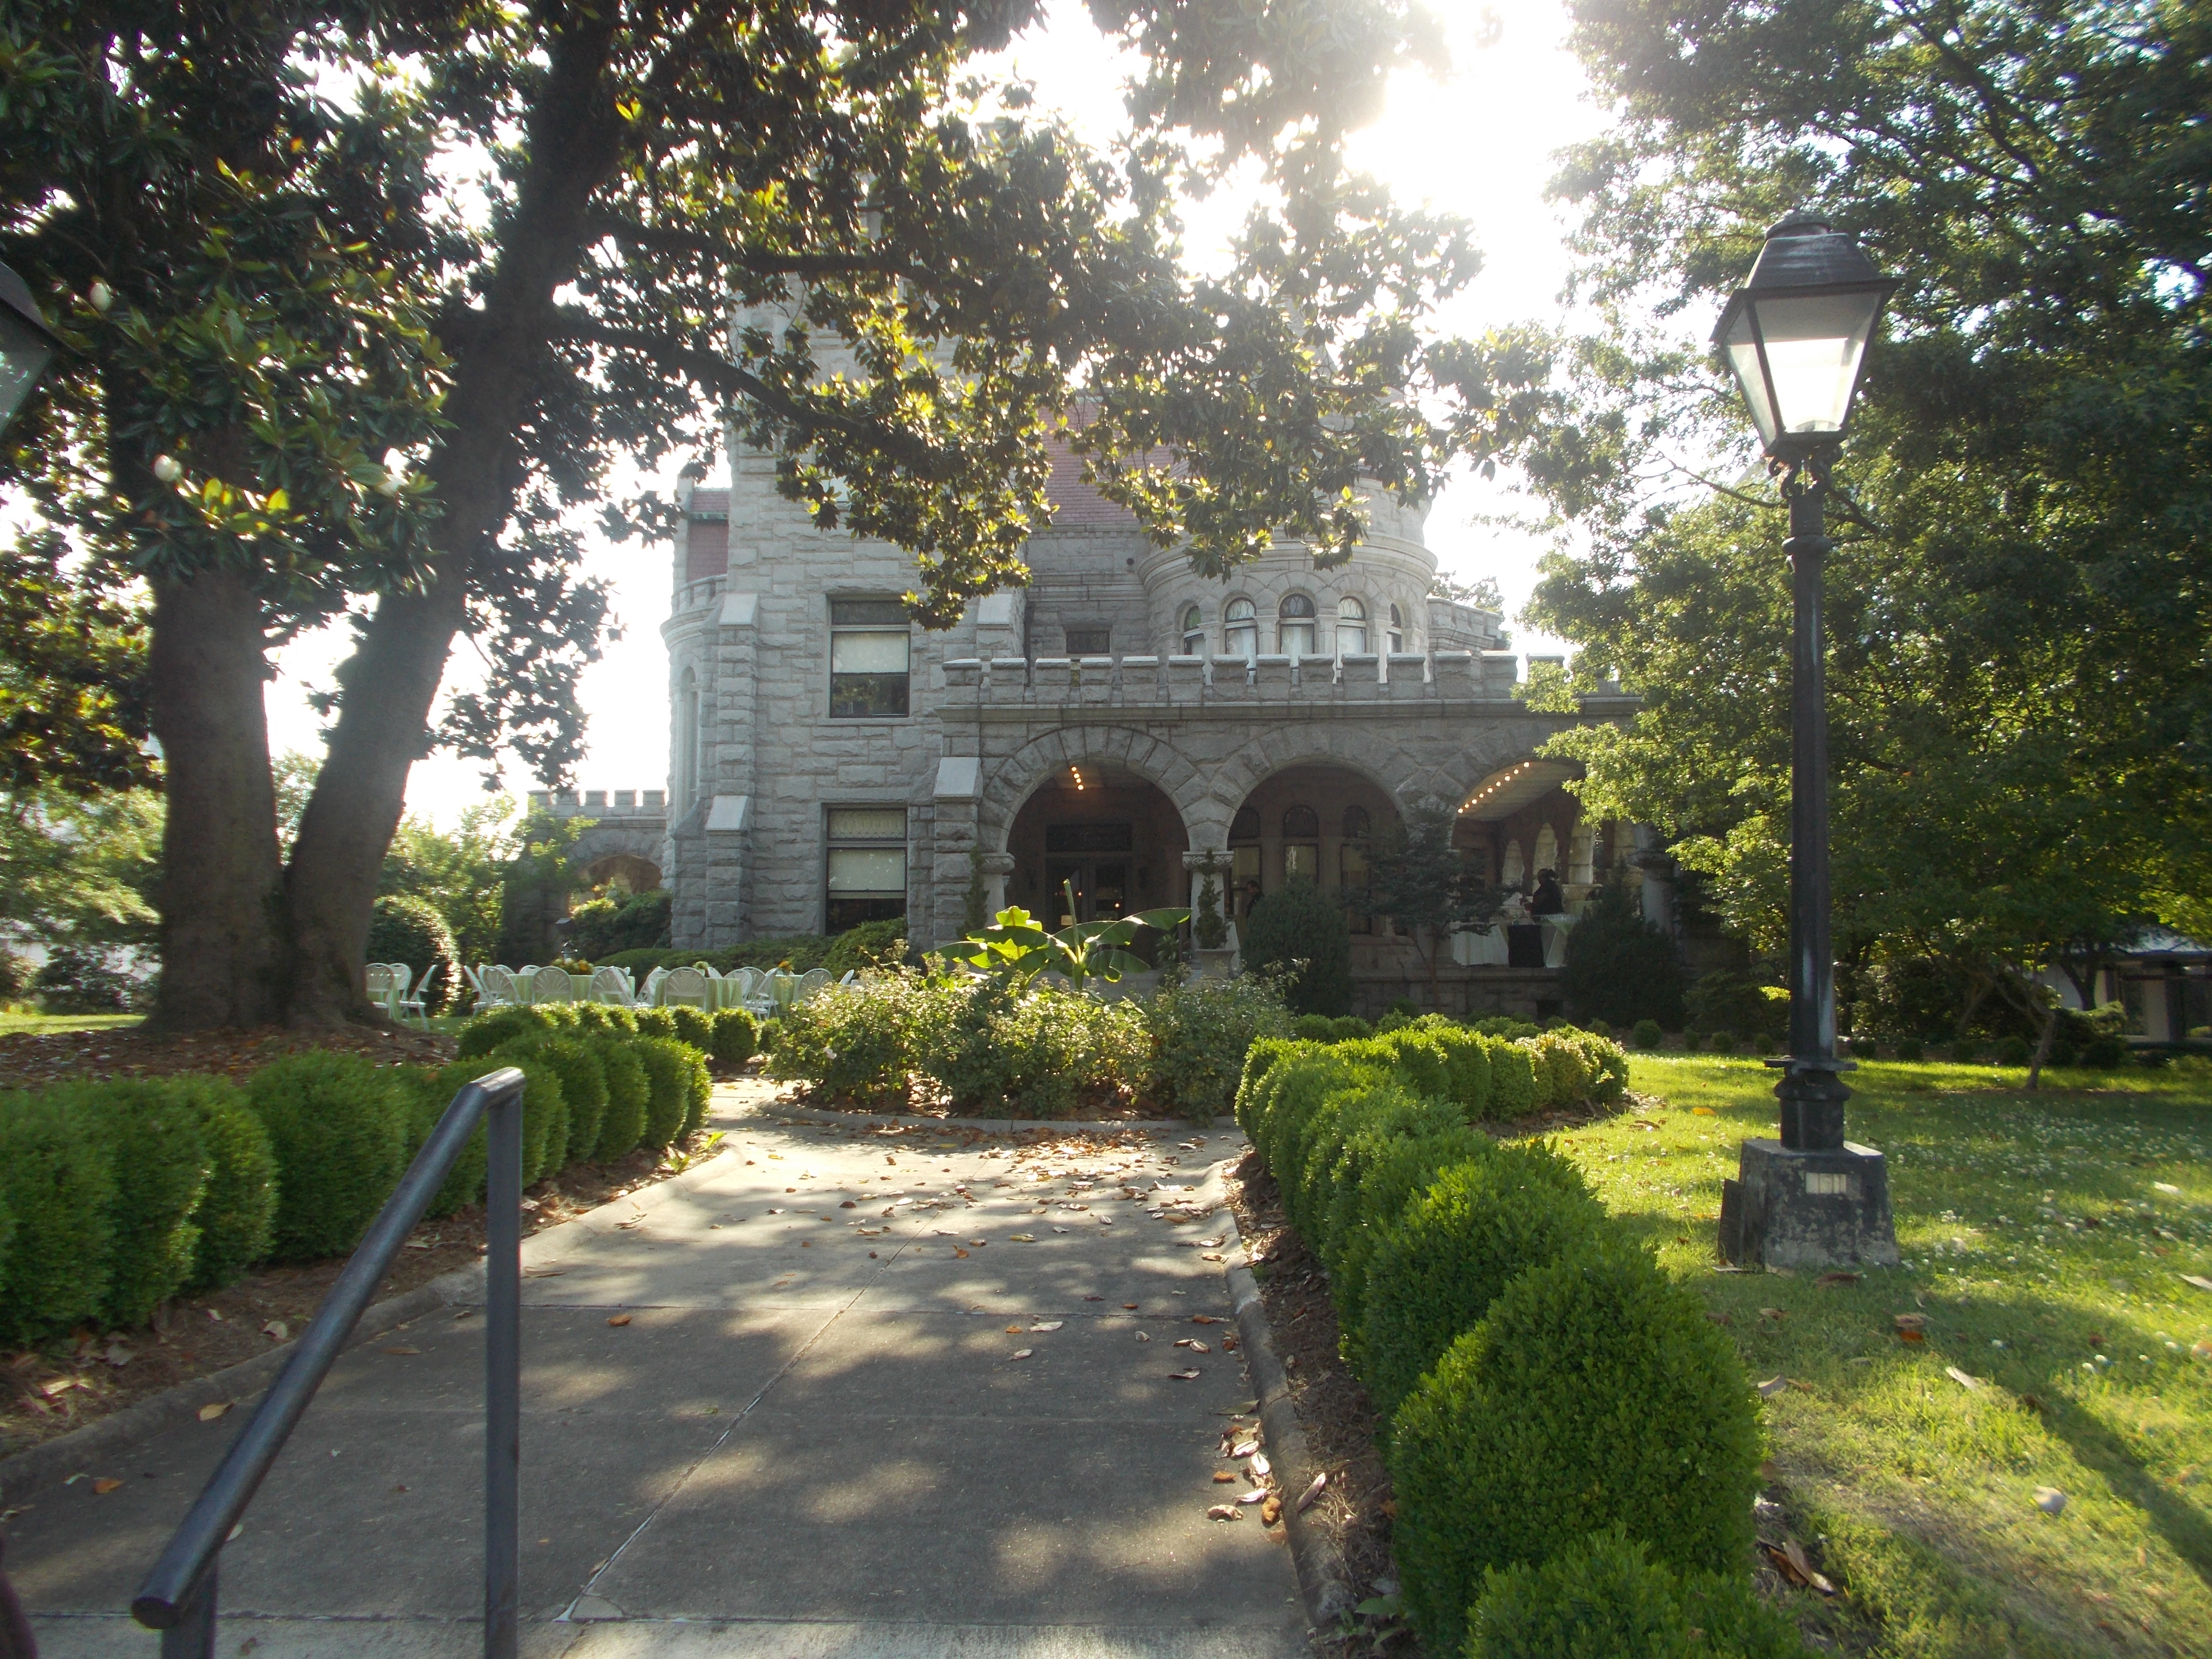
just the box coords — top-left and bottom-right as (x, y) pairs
(0, 261), (62, 431)
(1713, 214), (1902, 1270)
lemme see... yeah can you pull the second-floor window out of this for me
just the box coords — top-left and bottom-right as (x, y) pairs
(1388, 604), (1407, 654)
(1279, 594), (1317, 657)
(830, 598), (910, 718)
(1225, 597), (1258, 661)
(1338, 596), (1368, 655)
(1064, 625), (1111, 656)
(1181, 604), (1206, 656)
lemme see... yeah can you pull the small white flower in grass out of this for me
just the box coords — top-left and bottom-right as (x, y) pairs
(152, 455), (182, 483)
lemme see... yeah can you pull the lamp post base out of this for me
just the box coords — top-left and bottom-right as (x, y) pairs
(1719, 1140), (1899, 1270)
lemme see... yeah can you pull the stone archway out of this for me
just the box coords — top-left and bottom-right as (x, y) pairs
(1004, 763), (1191, 926)
(978, 725), (1217, 853)
(578, 852), (662, 894)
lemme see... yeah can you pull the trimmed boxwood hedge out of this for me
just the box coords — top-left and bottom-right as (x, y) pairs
(1323, 1130), (1491, 1346)
(78, 1081), (212, 1328)
(1357, 1143), (1607, 1419)
(180, 1079), (278, 1289)
(1467, 1526), (1808, 1659)
(591, 1037), (650, 1161)
(632, 1037), (693, 1149)
(1388, 1245), (1762, 1659)
(246, 1052), (411, 1264)
(710, 1007), (759, 1067)
(0, 1092), (111, 1344)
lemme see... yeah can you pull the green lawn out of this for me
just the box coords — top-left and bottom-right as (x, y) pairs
(0, 1010), (144, 1036)
(1549, 1057), (2212, 1655)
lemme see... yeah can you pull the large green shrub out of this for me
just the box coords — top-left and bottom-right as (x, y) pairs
(1323, 1131), (1492, 1336)
(1684, 971), (1786, 1038)
(633, 1037), (694, 1149)
(532, 1037), (611, 1170)
(1357, 1145), (1607, 1418)
(73, 1081), (213, 1327)
(1290, 1082), (1459, 1246)
(1467, 1527), (1808, 1659)
(457, 1004), (561, 1058)
(244, 1052), (412, 1263)
(634, 1005), (679, 1040)
(0, 1093), (110, 1344)
(590, 1038), (650, 1160)
(182, 1079), (279, 1288)
(1253, 1052), (1384, 1179)
(1310, 1096), (1470, 1271)
(675, 1042), (712, 1138)
(403, 1064), (489, 1214)
(668, 1003), (714, 1051)
(710, 1007), (760, 1067)
(1239, 878), (1355, 1016)
(932, 980), (1150, 1117)
(367, 894), (462, 1014)
(769, 970), (955, 1099)
(823, 917), (908, 975)
(570, 1002), (637, 1035)
(1561, 880), (1685, 1030)
(1484, 1037), (1539, 1118)
(565, 888), (672, 958)
(1144, 971), (1294, 1118)
(1233, 1037), (1319, 1138)
(1389, 1246), (1761, 1659)
(450, 1049), (567, 1186)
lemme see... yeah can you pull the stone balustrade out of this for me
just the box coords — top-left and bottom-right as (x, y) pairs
(938, 649), (1563, 707)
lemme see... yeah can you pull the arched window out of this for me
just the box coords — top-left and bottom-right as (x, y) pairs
(1337, 596), (1369, 655)
(1502, 837), (1526, 888)
(1278, 593), (1317, 657)
(1282, 804), (1320, 882)
(1534, 823), (1560, 878)
(1229, 805), (1262, 842)
(1341, 805), (1373, 932)
(1181, 603), (1206, 656)
(1387, 603), (1406, 655)
(1224, 597), (1258, 662)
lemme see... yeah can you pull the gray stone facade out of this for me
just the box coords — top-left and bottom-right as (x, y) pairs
(641, 442), (1655, 1016)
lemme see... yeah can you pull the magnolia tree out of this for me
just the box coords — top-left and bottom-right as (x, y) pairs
(1, 0), (1554, 1029)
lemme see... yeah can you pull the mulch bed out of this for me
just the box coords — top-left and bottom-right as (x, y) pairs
(0, 1020), (456, 1092)
(0, 1021), (724, 1467)
(1223, 1152), (1408, 1656)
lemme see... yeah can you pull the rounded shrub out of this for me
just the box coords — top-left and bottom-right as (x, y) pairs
(406, 1063), (489, 1215)
(1388, 1246), (1762, 1659)
(457, 1005), (560, 1058)
(1467, 1526), (1809, 1659)
(2080, 1035), (2125, 1068)
(1893, 1036), (1926, 1062)
(1257, 1053), (1384, 1183)
(2046, 1038), (2076, 1068)
(1297, 1085), (1463, 1258)
(1947, 1038), (1982, 1064)
(1242, 878), (1355, 1016)
(668, 1004), (715, 1051)
(710, 1008), (760, 1068)
(366, 894), (461, 1014)
(1356, 1144), (1608, 1418)
(181, 1079), (279, 1288)
(1325, 1132), (1493, 1339)
(1561, 879), (1685, 1029)
(1994, 1034), (2033, 1067)
(634, 1005), (679, 1040)
(676, 1042), (712, 1137)
(1234, 1038), (1317, 1139)
(471, 1044), (570, 1185)
(1286, 1081), (1414, 1239)
(591, 1038), (651, 1161)
(1292, 1012), (1339, 1041)
(1483, 1038), (1539, 1118)
(0, 1092), (112, 1344)
(571, 1003), (638, 1035)
(1708, 1030), (1739, 1056)
(1629, 1018), (1664, 1051)
(73, 1081), (214, 1327)
(633, 1037), (693, 1149)
(245, 1052), (412, 1264)
(1329, 1016), (1372, 1040)
(533, 1037), (612, 1172)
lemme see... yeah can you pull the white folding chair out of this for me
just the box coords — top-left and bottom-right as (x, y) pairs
(397, 963), (438, 1030)
(528, 963), (577, 1004)
(660, 966), (712, 1010)
(589, 965), (635, 1006)
(365, 964), (400, 1021)
(480, 965), (520, 1008)
(794, 967), (832, 1004)
(641, 966), (668, 1006)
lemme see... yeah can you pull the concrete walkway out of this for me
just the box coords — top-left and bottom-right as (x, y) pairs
(5, 1092), (1308, 1657)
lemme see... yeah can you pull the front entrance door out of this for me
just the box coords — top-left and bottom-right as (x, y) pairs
(1046, 860), (1130, 926)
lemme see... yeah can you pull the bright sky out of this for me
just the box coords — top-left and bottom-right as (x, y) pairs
(264, 0), (1610, 825)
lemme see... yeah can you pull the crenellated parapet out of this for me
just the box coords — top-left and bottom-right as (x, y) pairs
(937, 651), (1627, 713)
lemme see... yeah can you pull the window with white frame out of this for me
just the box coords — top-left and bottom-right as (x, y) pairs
(825, 806), (907, 930)
(1224, 597), (1258, 662)
(1337, 596), (1368, 655)
(1278, 593), (1317, 657)
(1181, 603), (1206, 656)
(1387, 603), (1407, 654)
(829, 598), (911, 718)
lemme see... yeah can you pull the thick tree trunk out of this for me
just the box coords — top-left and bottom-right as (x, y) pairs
(280, 580), (473, 1026)
(147, 567), (285, 1030)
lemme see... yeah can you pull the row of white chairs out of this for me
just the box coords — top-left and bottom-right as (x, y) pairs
(461, 961), (849, 1019)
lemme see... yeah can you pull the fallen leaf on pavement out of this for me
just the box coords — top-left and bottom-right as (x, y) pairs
(1222, 1333), (1239, 1350)
(1175, 1338), (1210, 1352)
(1191, 1315), (1224, 1324)
(1250, 1452), (1271, 1477)
(606, 1314), (632, 1327)
(1207, 1504), (1238, 1521)
(954, 1248), (969, 1258)
(262, 1320), (289, 1342)
(1261, 1495), (1282, 1524)
(1169, 1369), (1202, 1380)
(1238, 1489), (1267, 1504)
(969, 1239), (986, 1247)
(197, 1402), (230, 1423)
(1231, 1440), (1260, 1458)
(1213, 1471), (1235, 1483)
(1136, 1332), (1151, 1342)
(1005, 1325), (1023, 1334)
(1009, 1234), (1035, 1243)
(1123, 1303), (1139, 1310)
(1201, 1251), (1224, 1262)
(1031, 1321), (1063, 1332)
(92, 1478), (123, 1494)
(1297, 1472), (1327, 1512)
(1010, 1349), (1034, 1360)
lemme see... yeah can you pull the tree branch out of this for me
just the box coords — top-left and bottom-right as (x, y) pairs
(586, 213), (898, 278)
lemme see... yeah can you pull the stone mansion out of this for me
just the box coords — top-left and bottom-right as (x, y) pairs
(541, 440), (1665, 1016)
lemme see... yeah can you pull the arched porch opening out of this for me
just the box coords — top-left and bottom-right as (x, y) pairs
(1007, 762), (1190, 928)
(577, 852), (662, 895)
(1224, 765), (1402, 930)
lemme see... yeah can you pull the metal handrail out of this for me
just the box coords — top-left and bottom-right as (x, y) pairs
(132, 1068), (527, 1659)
